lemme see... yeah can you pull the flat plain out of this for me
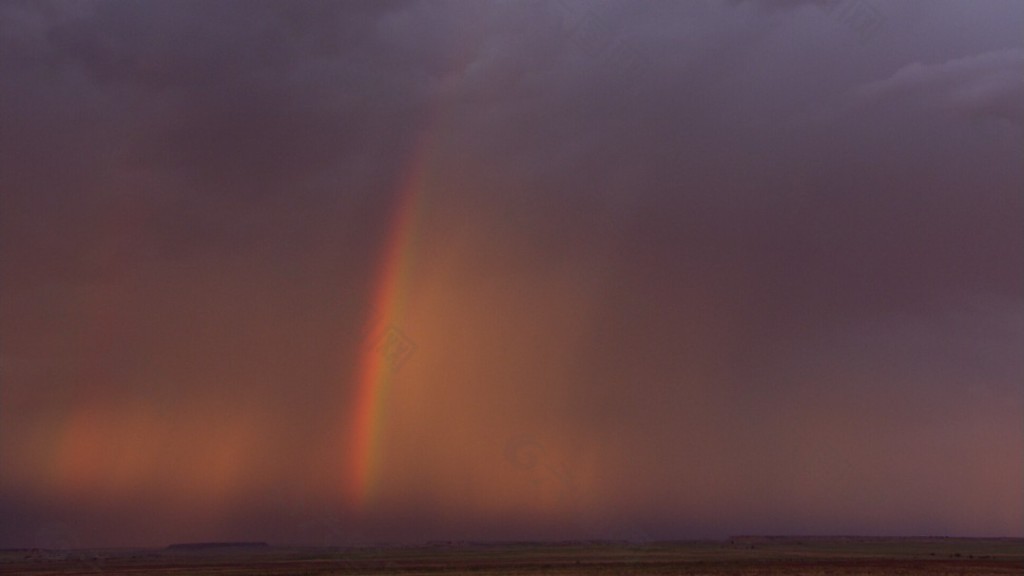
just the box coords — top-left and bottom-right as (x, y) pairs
(2, 537), (1021, 575)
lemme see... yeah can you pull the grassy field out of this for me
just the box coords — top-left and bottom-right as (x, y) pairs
(2, 537), (1021, 575)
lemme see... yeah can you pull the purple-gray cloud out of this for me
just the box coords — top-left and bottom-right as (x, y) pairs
(1, 0), (1021, 548)
(858, 48), (1024, 125)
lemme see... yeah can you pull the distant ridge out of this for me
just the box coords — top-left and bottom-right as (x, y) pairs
(166, 542), (269, 550)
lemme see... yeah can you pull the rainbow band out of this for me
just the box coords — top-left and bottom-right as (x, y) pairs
(347, 133), (430, 508)
(344, 24), (482, 508)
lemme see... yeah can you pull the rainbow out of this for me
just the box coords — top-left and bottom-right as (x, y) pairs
(343, 25), (485, 508)
(346, 131), (432, 508)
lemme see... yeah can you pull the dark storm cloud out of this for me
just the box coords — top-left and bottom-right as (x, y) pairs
(1, 0), (428, 279)
(1, 0), (1021, 547)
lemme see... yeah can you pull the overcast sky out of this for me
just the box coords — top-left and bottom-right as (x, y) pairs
(1, 0), (1021, 548)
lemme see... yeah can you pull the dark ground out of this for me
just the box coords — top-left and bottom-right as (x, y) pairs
(2, 537), (1022, 575)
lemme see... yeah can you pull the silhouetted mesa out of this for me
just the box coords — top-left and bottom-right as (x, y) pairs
(165, 542), (269, 551)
